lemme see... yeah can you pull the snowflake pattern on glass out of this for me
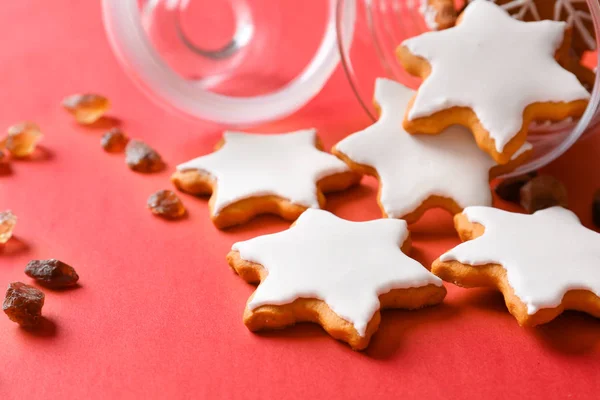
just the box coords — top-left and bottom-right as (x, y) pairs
(469, 0), (595, 51)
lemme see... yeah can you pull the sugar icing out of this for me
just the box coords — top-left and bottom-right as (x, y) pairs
(334, 78), (531, 219)
(176, 130), (351, 215)
(402, 0), (590, 152)
(233, 209), (443, 336)
(440, 206), (600, 314)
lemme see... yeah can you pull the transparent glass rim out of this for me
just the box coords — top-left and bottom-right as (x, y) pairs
(102, 0), (353, 126)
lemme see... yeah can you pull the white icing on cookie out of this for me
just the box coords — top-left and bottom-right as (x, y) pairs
(440, 206), (600, 314)
(232, 209), (443, 336)
(402, 0), (590, 152)
(334, 78), (532, 219)
(176, 130), (351, 215)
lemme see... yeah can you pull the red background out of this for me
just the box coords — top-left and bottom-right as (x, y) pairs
(1, 1), (600, 398)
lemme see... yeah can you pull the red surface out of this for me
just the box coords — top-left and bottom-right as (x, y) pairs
(1, 1), (600, 399)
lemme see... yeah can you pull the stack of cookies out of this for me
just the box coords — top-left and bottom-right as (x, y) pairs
(171, 1), (599, 350)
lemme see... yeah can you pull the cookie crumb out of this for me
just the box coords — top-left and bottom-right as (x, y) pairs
(1, 122), (43, 158)
(25, 259), (79, 288)
(3, 282), (45, 328)
(147, 190), (186, 219)
(101, 128), (129, 153)
(125, 140), (165, 173)
(0, 210), (17, 244)
(520, 175), (568, 213)
(62, 93), (110, 124)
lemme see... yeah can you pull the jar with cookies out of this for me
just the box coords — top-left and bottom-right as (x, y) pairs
(103, 0), (599, 175)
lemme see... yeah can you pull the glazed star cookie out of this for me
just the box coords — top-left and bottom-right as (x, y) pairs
(333, 78), (532, 223)
(432, 206), (600, 326)
(419, 0), (457, 30)
(171, 130), (360, 229)
(228, 209), (446, 350)
(397, 0), (590, 164)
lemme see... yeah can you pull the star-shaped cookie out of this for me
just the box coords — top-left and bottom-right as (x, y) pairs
(171, 130), (360, 228)
(398, 0), (590, 164)
(228, 209), (446, 350)
(432, 206), (600, 326)
(333, 78), (532, 223)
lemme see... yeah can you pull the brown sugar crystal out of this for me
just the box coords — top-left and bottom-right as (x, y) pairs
(25, 259), (80, 288)
(62, 93), (110, 124)
(125, 139), (165, 173)
(147, 190), (186, 219)
(0, 151), (8, 175)
(3, 282), (45, 328)
(0, 210), (17, 244)
(1, 122), (43, 158)
(592, 190), (600, 228)
(520, 175), (568, 213)
(494, 171), (537, 204)
(101, 128), (129, 153)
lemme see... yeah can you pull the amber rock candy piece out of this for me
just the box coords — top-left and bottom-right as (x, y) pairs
(101, 128), (129, 153)
(520, 175), (568, 214)
(494, 171), (537, 204)
(0, 210), (17, 244)
(3, 282), (45, 328)
(592, 190), (600, 228)
(1, 122), (43, 158)
(147, 190), (186, 219)
(62, 93), (110, 124)
(25, 259), (80, 288)
(125, 139), (165, 173)
(0, 151), (8, 174)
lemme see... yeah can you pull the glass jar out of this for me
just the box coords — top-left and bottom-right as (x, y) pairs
(102, 0), (600, 175)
